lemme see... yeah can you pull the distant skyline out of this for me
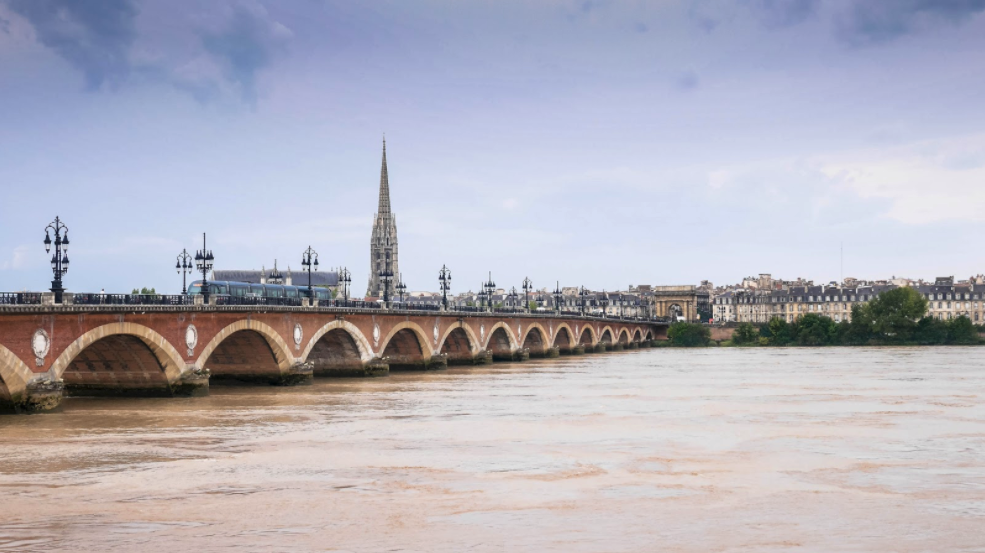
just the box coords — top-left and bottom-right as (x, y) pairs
(1, 0), (984, 295)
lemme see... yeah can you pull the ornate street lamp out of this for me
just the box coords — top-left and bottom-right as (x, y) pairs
(477, 284), (488, 310)
(396, 273), (407, 304)
(579, 286), (589, 315)
(600, 290), (609, 318)
(379, 258), (394, 308)
(339, 266), (351, 302)
(175, 249), (192, 295)
(194, 233), (214, 303)
(301, 246), (319, 298)
(438, 265), (451, 310)
(43, 216), (70, 303)
(522, 277), (532, 312)
(483, 272), (496, 311)
(507, 286), (519, 311)
(553, 281), (563, 314)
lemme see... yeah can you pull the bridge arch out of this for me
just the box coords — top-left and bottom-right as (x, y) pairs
(617, 328), (630, 344)
(302, 320), (374, 363)
(632, 329), (642, 343)
(484, 321), (518, 361)
(380, 321), (434, 370)
(196, 320), (294, 381)
(0, 343), (34, 405)
(49, 322), (186, 395)
(577, 325), (597, 347)
(552, 323), (576, 349)
(598, 325), (615, 344)
(521, 322), (550, 356)
(437, 324), (480, 364)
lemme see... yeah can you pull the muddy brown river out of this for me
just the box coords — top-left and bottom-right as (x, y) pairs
(1, 347), (984, 552)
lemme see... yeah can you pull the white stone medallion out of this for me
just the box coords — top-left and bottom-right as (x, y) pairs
(293, 323), (303, 350)
(517, 324), (522, 341)
(433, 321), (440, 346)
(32, 329), (50, 367)
(549, 323), (553, 339)
(480, 324), (485, 342)
(184, 324), (198, 358)
(373, 324), (381, 348)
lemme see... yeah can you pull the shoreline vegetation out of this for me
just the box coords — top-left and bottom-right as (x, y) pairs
(665, 287), (985, 348)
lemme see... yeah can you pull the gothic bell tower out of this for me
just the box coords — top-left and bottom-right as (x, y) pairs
(366, 137), (398, 297)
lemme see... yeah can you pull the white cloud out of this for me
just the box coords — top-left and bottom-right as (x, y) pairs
(819, 134), (985, 224)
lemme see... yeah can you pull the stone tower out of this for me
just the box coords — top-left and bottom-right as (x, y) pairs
(366, 138), (398, 297)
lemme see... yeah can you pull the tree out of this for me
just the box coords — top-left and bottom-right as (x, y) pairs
(867, 287), (928, 343)
(132, 287), (156, 295)
(667, 322), (710, 347)
(843, 304), (873, 345)
(732, 323), (759, 345)
(528, 300), (539, 311)
(946, 316), (980, 345)
(796, 314), (837, 346)
(765, 317), (793, 346)
(914, 317), (947, 345)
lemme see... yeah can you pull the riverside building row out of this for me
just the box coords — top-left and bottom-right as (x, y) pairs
(713, 277), (985, 324)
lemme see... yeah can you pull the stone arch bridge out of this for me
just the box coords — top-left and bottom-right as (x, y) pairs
(0, 305), (668, 413)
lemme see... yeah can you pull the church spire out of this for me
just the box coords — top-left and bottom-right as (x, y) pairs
(377, 135), (391, 215)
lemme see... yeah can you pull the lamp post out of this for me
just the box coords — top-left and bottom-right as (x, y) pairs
(522, 277), (532, 312)
(301, 246), (319, 298)
(43, 216), (70, 303)
(175, 249), (192, 295)
(483, 272), (496, 312)
(477, 285), (487, 310)
(507, 286), (519, 311)
(379, 258), (393, 308)
(339, 266), (351, 303)
(553, 281), (563, 314)
(579, 286), (588, 315)
(439, 265), (451, 310)
(396, 273), (407, 305)
(600, 290), (609, 318)
(194, 233), (214, 304)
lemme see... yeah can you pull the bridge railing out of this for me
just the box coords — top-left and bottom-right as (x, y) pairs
(73, 293), (192, 306)
(0, 292), (43, 305)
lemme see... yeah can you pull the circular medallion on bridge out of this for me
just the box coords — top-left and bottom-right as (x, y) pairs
(517, 324), (522, 339)
(293, 324), (303, 348)
(373, 324), (380, 346)
(549, 323), (553, 338)
(480, 324), (485, 341)
(31, 329), (50, 363)
(185, 325), (198, 358)
(433, 322), (439, 345)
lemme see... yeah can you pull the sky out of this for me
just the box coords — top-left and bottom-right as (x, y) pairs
(1, 0), (984, 295)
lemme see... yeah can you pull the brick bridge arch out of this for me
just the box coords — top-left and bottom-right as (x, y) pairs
(577, 324), (597, 347)
(0, 343), (34, 406)
(617, 329), (630, 344)
(552, 322), (576, 349)
(437, 324), (480, 364)
(301, 320), (375, 376)
(380, 321), (434, 370)
(49, 322), (187, 395)
(196, 320), (295, 382)
(598, 326), (615, 344)
(520, 322), (550, 356)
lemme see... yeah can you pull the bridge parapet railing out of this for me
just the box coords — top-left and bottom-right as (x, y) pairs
(0, 292), (43, 305)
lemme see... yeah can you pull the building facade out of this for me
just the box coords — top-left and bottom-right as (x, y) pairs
(366, 139), (399, 298)
(713, 276), (985, 324)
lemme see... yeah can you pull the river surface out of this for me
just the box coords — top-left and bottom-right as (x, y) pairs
(1, 347), (984, 552)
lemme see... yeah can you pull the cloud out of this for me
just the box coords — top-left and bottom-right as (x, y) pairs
(195, 0), (292, 104)
(6, 0), (138, 89)
(744, 0), (817, 28)
(676, 70), (699, 91)
(836, 0), (985, 44)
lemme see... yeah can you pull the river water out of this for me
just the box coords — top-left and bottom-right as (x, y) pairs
(1, 347), (984, 552)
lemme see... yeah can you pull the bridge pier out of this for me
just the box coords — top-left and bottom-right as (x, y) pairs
(1, 379), (65, 414)
(311, 357), (389, 377)
(593, 344), (608, 353)
(170, 367), (211, 397)
(386, 353), (448, 371)
(627, 342), (639, 350)
(611, 343), (624, 352)
(638, 341), (650, 349)
(570, 345), (585, 355)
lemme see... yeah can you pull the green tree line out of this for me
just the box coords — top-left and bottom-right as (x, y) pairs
(667, 287), (983, 347)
